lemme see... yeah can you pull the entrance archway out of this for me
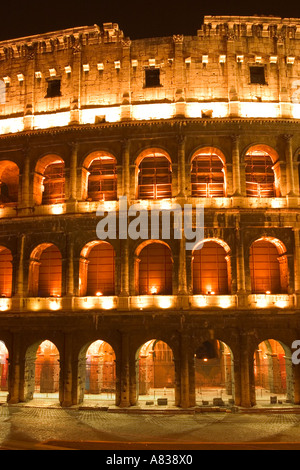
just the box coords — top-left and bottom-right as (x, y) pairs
(137, 340), (175, 406)
(0, 341), (8, 402)
(194, 340), (234, 406)
(24, 340), (60, 403)
(254, 339), (293, 405)
(79, 340), (116, 406)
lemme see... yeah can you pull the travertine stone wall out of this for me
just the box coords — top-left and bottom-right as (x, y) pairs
(1, 16), (300, 124)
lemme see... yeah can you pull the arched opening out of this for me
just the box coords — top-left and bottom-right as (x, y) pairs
(84, 153), (117, 201)
(192, 240), (231, 294)
(137, 340), (175, 406)
(0, 246), (13, 297)
(194, 340), (234, 406)
(250, 238), (288, 294)
(191, 149), (226, 197)
(78, 340), (116, 406)
(0, 160), (19, 205)
(79, 241), (115, 296)
(245, 146), (278, 197)
(137, 242), (173, 295)
(24, 340), (60, 404)
(254, 339), (294, 405)
(28, 243), (62, 297)
(137, 150), (172, 199)
(0, 341), (8, 402)
(34, 155), (65, 205)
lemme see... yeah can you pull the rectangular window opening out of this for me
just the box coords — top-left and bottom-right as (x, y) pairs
(145, 68), (161, 88)
(250, 66), (266, 85)
(46, 79), (62, 98)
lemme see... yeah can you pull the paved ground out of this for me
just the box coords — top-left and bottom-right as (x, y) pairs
(2, 403), (300, 450)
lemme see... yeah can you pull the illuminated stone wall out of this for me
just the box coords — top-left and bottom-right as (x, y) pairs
(0, 16), (300, 410)
(1, 16), (300, 134)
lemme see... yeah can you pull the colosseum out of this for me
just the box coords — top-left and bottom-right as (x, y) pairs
(0, 14), (300, 410)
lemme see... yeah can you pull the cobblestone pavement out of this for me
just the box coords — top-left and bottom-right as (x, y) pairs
(2, 404), (300, 449)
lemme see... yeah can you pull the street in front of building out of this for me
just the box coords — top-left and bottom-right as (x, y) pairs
(2, 405), (300, 450)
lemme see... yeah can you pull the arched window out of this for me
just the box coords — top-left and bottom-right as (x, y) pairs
(138, 152), (172, 199)
(86, 155), (117, 201)
(191, 151), (225, 197)
(245, 149), (276, 197)
(42, 162), (65, 204)
(28, 244), (62, 297)
(0, 247), (13, 297)
(0, 161), (19, 205)
(79, 242), (115, 296)
(249, 239), (288, 294)
(192, 240), (230, 294)
(138, 242), (173, 295)
(34, 155), (65, 205)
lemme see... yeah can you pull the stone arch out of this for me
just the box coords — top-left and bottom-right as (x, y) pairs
(190, 146), (227, 197)
(249, 237), (288, 294)
(0, 246), (13, 298)
(79, 240), (116, 296)
(81, 150), (118, 201)
(135, 338), (175, 406)
(254, 339), (294, 405)
(0, 160), (20, 205)
(28, 243), (62, 297)
(194, 339), (235, 406)
(77, 339), (116, 405)
(0, 340), (9, 401)
(24, 339), (60, 403)
(135, 148), (172, 199)
(243, 144), (280, 197)
(33, 154), (65, 205)
(192, 238), (232, 295)
(135, 240), (173, 295)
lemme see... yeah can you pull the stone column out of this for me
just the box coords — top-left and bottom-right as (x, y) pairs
(173, 35), (186, 117)
(129, 357), (138, 406)
(21, 149), (31, 208)
(69, 142), (78, 200)
(120, 39), (132, 121)
(69, 37), (82, 125)
(66, 236), (75, 296)
(283, 134), (296, 196)
(120, 239), (130, 296)
(177, 134), (187, 197)
(7, 333), (21, 404)
(122, 139), (130, 198)
(239, 334), (254, 408)
(178, 237), (187, 295)
(292, 360), (300, 404)
(180, 335), (191, 408)
(15, 234), (26, 298)
(61, 333), (73, 407)
(117, 332), (131, 407)
(231, 135), (242, 196)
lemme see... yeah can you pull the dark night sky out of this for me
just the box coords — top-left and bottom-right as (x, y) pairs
(0, 0), (299, 42)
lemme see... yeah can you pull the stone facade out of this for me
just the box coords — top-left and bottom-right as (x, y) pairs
(0, 16), (300, 409)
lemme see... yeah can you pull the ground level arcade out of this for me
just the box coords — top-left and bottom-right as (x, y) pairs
(1, 312), (300, 409)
